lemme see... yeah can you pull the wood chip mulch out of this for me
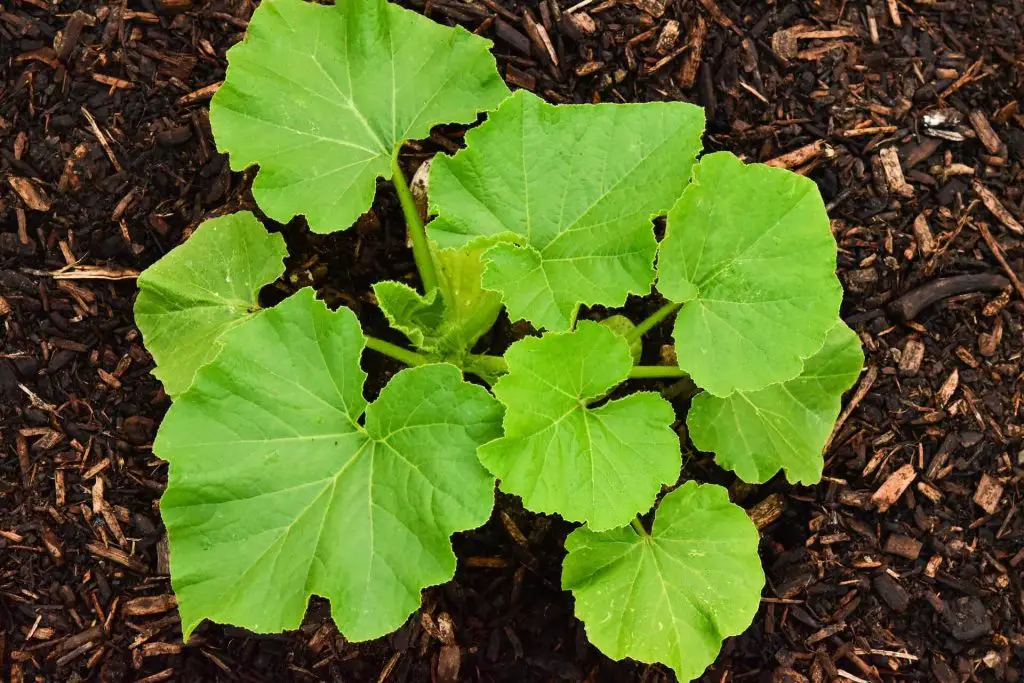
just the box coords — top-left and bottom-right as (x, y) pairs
(1, 0), (1023, 681)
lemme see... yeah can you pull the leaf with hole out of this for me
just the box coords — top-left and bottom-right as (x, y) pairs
(134, 211), (286, 397)
(563, 482), (764, 682)
(657, 152), (843, 396)
(428, 89), (704, 331)
(687, 321), (864, 484)
(477, 321), (681, 530)
(210, 0), (509, 232)
(156, 288), (503, 641)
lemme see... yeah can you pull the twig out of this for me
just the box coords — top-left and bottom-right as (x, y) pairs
(975, 222), (1024, 301)
(81, 106), (123, 173)
(825, 365), (877, 452)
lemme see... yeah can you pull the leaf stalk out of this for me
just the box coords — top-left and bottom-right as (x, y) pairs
(630, 516), (650, 537)
(364, 336), (428, 367)
(391, 154), (439, 293)
(626, 301), (682, 342)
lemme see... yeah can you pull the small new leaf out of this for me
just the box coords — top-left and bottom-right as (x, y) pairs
(210, 0), (509, 233)
(429, 89), (704, 331)
(688, 321), (864, 484)
(658, 152), (843, 396)
(373, 247), (502, 362)
(157, 288), (502, 641)
(134, 211), (286, 397)
(478, 321), (681, 531)
(563, 482), (765, 682)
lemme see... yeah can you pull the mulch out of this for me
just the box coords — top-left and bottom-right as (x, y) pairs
(2, 0), (1023, 681)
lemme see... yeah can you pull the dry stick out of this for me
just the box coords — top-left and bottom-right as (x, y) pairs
(975, 221), (1024, 301)
(80, 106), (123, 173)
(824, 365), (878, 453)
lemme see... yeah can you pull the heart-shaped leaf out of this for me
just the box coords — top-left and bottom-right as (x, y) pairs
(134, 211), (286, 397)
(478, 321), (681, 531)
(657, 152), (842, 396)
(156, 288), (502, 641)
(563, 482), (764, 682)
(688, 321), (864, 484)
(429, 89), (704, 331)
(210, 0), (509, 233)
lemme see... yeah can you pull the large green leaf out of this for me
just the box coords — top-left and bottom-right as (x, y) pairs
(134, 211), (286, 397)
(563, 482), (764, 682)
(373, 247), (502, 362)
(657, 152), (842, 396)
(156, 288), (502, 641)
(478, 321), (680, 531)
(688, 321), (864, 484)
(428, 90), (704, 331)
(210, 0), (509, 233)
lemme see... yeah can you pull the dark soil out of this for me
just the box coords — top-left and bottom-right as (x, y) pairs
(2, 0), (1024, 682)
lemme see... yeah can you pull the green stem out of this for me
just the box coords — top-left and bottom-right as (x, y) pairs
(627, 365), (689, 380)
(364, 336), (428, 367)
(630, 516), (649, 537)
(626, 301), (682, 342)
(391, 155), (439, 293)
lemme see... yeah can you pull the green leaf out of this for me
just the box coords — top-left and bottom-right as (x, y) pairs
(134, 211), (286, 397)
(657, 152), (842, 396)
(687, 321), (864, 485)
(156, 288), (503, 641)
(210, 0), (509, 233)
(428, 89), (704, 331)
(563, 482), (764, 682)
(373, 247), (502, 361)
(598, 315), (642, 363)
(477, 321), (680, 531)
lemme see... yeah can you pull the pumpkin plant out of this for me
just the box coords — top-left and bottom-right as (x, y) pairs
(133, 0), (864, 679)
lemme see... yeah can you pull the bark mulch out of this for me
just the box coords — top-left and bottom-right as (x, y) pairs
(1, 0), (1023, 681)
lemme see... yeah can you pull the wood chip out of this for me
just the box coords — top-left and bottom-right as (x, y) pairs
(898, 337), (925, 376)
(968, 110), (1004, 155)
(677, 15), (707, 88)
(7, 176), (51, 211)
(973, 181), (1024, 235)
(86, 542), (148, 573)
(935, 369), (959, 407)
(655, 19), (680, 54)
(748, 493), (785, 530)
(878, 147), (914, 198)
(871, 464), (917, 512)
(884, 534), (922, 560)
(766, 140), (832, 169)
(912, 214), (935, 255)
(973, 473), (1003, 514)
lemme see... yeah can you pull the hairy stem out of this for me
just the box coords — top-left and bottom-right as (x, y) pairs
(630, 516), (650, 537)
(364, 336), (428, 367)
(391, 154), (439, 293)
(626, 301), (682, 342)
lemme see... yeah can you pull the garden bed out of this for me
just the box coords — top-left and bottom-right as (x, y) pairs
(1, 0), (1022, 681)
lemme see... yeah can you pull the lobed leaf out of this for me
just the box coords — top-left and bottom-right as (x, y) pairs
(373, 247), (502, 362)
(134, 211), (286, 397)
(687, 321), (864, 484)
(657, 152), (843, 396)
(478, 321), (681, 531)
(563, 482), (765, 682)
(156, 288), (503, 641)
(429, 89), (704, 331)
(210, 0), (509, 233)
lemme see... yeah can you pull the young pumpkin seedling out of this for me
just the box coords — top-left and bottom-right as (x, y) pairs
(134, 0), (864, 679)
